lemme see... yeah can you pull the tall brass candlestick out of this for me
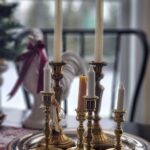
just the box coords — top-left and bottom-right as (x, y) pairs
(84, 96), (97, 150)
(114, 110), (125, 150)
(49, 61), (75, 149)
(90, 61), (114, 149)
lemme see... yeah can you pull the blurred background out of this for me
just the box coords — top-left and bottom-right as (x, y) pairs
(0, 0), (150, 124)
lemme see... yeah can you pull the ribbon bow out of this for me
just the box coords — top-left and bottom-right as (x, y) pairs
(9, 40), (47, 99)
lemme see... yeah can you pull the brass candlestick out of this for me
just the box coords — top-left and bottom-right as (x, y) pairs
(90, 61), (114, 149)
(114, 110), (125, 150)
(41, 91), (53, 150)
(49, 61), (75, 149)
(67, 110), (86, 150)
(84, 96), (97, 150)
(76, 110), (86, 150)
(35, 92), (62, 150)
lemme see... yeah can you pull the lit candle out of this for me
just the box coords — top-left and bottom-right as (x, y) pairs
(53, 0), (62, 62)
(77, 75), (87, 111)
(117, 83), (125, 111)
(43, 62), (51, 92)
(94, 0), (104, 62)
(87, 66), (95, 97)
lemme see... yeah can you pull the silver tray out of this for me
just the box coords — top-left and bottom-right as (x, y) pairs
(7, 129), (150, 150)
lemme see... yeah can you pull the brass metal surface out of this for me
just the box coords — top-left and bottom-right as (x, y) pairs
(114, 110), (126, 150)
(40, 92), (54, 150)
(84, 96), (97, 150)
(90, 61), (115, 149)
(49, 61), (65, 104)
(76, 110), (86, 149)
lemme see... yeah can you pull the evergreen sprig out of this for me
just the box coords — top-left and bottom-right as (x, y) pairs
(0, 2), (23, 60)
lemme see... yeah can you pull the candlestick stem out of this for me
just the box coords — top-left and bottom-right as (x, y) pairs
(90, 61), (114, 149)
(76, 110), (86, 149)
(45, 105), (49, 150)
(49, 61), (65, 104)
(84, 96), (97, 150)
(114, 110), (125, 150)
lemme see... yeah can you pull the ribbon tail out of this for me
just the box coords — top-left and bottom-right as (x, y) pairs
(8, 56), (34, 99)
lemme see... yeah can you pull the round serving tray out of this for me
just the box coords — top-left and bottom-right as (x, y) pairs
(7, 129), (150, 150)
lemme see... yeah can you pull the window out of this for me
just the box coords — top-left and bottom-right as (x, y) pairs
(2, 0), (123, 117)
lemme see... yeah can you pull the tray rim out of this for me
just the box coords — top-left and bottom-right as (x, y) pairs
(7, 129), (150, 150)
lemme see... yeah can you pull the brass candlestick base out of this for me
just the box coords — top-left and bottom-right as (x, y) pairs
(67, 110), (86, 150)
(48, 129), (75, 149)
(84, 96), (97, 150)
(90, 61), (114, 149)
(92, 115), (114, 150)
(114, 110), (125, 150)
(49, 61), (75, 149)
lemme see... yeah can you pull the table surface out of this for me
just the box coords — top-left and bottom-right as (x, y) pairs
(0, 108), (150, 150)
(2, 108), (116, 129)
(0, 108), (116, 150)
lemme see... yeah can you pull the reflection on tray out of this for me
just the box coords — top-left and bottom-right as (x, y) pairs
(7, 129), (150, 150)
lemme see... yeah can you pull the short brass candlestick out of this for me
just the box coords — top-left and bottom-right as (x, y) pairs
(114, 110), (125, 150)
(49, 61), (75, 149)
(84, 96), (97, 150)
(32, 92), (63, 150)
(90, 61), (114, 149)
(41, 91), (53, 150)
(67, 110), (86, 150)
(76, 110), (86, 149)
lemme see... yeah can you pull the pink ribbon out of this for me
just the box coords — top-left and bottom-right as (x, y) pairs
(9, 40), (47, 99)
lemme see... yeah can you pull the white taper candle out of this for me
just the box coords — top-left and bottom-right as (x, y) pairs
(44, 63), (51, 92)
(87, 66), (95, 97)
(117, 83), (125, 111)
(53, 0), (62, 62)
(94, 0), (104, 62)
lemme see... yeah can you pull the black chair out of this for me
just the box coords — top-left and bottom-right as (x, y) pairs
(14, 28), (149, 122)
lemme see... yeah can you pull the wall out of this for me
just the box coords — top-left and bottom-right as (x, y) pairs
(130, 0), (150, 124)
